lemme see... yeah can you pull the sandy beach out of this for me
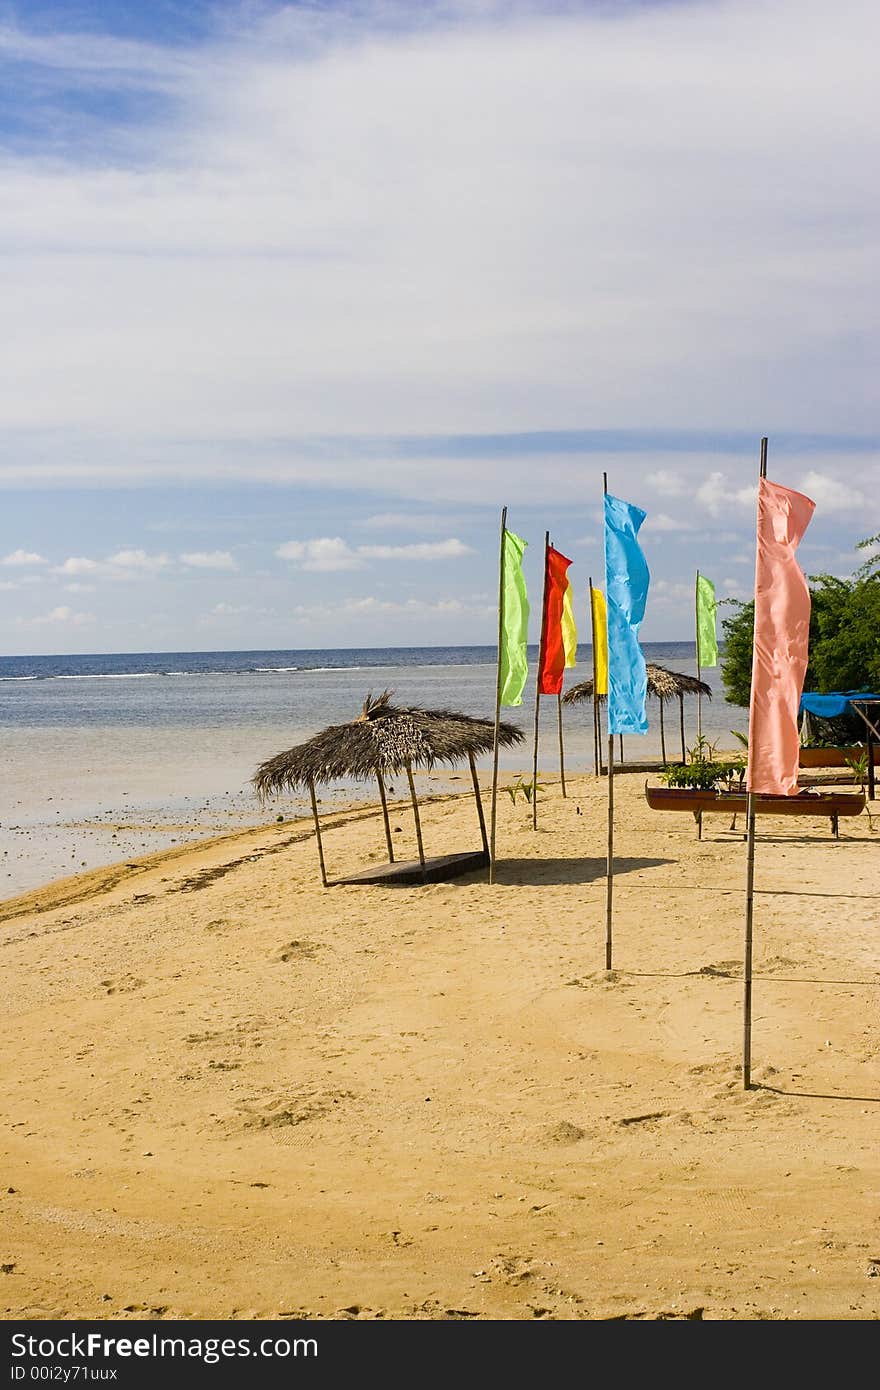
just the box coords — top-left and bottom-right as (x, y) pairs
(1, 766), (877, 1322)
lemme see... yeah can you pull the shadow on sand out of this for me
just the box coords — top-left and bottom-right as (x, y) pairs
(490, 856), (675, 887)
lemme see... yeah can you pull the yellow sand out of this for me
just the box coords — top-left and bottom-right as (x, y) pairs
(1, 772), (877, 1321)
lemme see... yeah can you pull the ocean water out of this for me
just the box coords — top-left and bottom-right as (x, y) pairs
(0, 644), (746, 899)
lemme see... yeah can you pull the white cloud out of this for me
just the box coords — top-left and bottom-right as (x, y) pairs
(63, 582), (96, 593)
(22, 605), (95, 626)
(696, 472), (757, 517)
(107, 549), (171, 571)
(209, 602), (255, 616)
(1, 548), (46, 565)
(277, 536), (472, 569)
(56, 556), (99, 575)
(293, 594), (492, 621)
(276, 538), (362, 571)
(55, 550), (170, 579)
(721, 577), (750, 599)
(180, 550), (237, 570)
(357, 539), (472, 561)
(645, 471), (686, 497)
(356, 512), (468, 533)
(0, 0), (877, 489)
(797, 471), (867, 513)
(644, 513), (696, 533)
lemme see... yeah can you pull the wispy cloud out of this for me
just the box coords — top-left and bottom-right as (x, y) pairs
(276, 538), (362, 572)
(0, 0), (876, 491)
(19, 605), (95, 627)
(180, 550), (237, 569)
(796, 471), (866, 513)
(696, 473), (757, 517)
(644, 513), (696, 533)
(107, 548), (171, 571)
(276, 536), (472, 570)
(1, 548), (46, 565)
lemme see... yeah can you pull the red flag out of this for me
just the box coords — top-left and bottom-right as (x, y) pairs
(747, 478), (815, 795)
(538, 546), (574, 695)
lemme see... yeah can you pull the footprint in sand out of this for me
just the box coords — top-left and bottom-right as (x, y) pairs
(99, 974), (145, 996)
(275, 940), (322, 963)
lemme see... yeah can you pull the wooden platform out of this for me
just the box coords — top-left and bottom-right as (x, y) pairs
(645, 785), (864, 835)
(333, 849), (489, 886)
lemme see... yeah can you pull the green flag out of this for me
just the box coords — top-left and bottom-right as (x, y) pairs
(695, 572), (718, 668)
(499, 528), (530, 705)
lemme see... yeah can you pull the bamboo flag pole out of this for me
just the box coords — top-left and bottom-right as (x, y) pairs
(557, 694), (567, 797)
(603, 472), (615, 973)
(588, 577), (600, 777)
(488, 505), (507, 885)
(531, 531), (550, 831)
(696, 568), (703, 739)
(743, 435), (768, 1090)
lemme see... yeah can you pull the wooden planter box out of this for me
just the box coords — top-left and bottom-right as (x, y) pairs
(798, 746), (864, 768)
(645, 784), (864, 822)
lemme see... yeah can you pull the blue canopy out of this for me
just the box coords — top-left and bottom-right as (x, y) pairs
(799, 691), (880, 718)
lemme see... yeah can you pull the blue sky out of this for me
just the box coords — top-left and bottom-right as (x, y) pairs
(1, 0), (877, 654)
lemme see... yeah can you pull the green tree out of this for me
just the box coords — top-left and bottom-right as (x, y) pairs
(719, 536), (880, 708)
(720, 599), (754, 707)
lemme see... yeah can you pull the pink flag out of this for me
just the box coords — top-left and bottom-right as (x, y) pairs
(747, 477), (816, 795)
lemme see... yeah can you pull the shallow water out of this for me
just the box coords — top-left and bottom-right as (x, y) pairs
(0, 644), (745, 898)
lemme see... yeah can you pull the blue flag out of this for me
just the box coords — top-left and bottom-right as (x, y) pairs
(604, 493), (649, 735)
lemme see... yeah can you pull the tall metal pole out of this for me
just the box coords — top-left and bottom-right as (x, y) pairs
(531, 532), (550, 830)
(743, 436), (768, 1089)
(489, 506), (507, 884)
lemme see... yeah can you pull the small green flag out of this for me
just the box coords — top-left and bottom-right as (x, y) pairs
(695, 572), (718, 668)
(499, 529), (530, 706)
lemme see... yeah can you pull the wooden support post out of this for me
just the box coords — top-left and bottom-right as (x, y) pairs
(469, 752), (490, 858)
(376, 770), (394, 862)
(659, 698), (667, 764)
(405, 761), (426, 879)
(679, 690), (686, 762)
(308, 777), (328, 888)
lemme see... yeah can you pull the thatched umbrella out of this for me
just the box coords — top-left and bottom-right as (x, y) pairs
(253, 690), (524, 886)
(562, 664), (711, 765)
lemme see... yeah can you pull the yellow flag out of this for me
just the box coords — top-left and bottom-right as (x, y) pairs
(561, 580), (577, 668)
(591, 586), (608, 695)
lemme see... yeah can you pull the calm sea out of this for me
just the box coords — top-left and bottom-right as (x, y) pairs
(0, 644), (745, 899)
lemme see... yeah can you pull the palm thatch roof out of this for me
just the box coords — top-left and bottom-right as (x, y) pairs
(562, 663), (712, 705)
(253, 690), (524, 799)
